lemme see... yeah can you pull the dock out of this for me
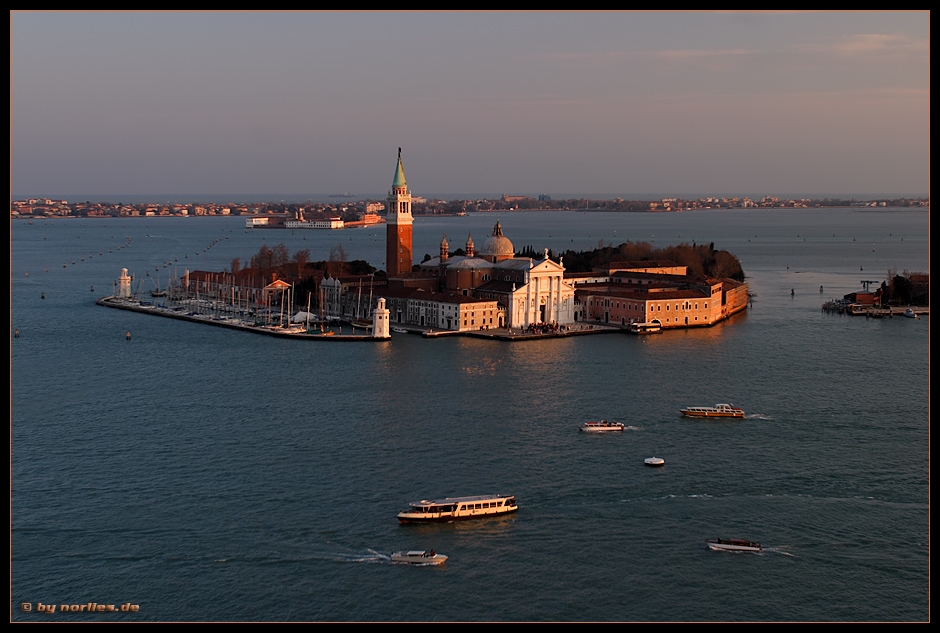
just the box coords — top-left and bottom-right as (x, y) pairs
(821, 300), (929, 318)
(97, 296), (381, 341)
(97, 295), (622, 342)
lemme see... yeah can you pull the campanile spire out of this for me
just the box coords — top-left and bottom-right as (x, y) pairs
(386, 148), (413, 278)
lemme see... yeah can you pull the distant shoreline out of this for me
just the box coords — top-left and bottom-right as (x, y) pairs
(11, 195), (929, 222)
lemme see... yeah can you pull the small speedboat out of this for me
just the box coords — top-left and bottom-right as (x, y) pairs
(644, 457), (665, 467)
(705, 538), (762, 552)
(903, 308), (918, 319)
(391, 550), (448, 565)
(579, 420), (625, 432)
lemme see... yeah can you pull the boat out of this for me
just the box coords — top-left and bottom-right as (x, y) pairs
(579, 420), (625, 432)
(390, 550), (447, 565)
(629, 321), (662, 334)
(397, 494), (518, 523)
(705, 538), (762, 552)
(644, 457), (665, 467)
(903, 308), (918, 319)
(392, 327), (408, 334)
(680, 404), (745, 418)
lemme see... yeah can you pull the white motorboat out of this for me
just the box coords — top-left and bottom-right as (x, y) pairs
(391, 550), (448, 565)
(680, 404), (745, 418)
(903, 308), (918, 319)
(629, 321), (662, 334)
(579, 420), (625, 432)
(705, 538), (762, 552)
(397, 494), (517, 523)
(644, 457), (665, 467)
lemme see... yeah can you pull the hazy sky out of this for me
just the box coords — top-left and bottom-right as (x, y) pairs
(10, 11), (930, 198)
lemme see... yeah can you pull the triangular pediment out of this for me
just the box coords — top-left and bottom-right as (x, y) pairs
(531, 258), (565, 273)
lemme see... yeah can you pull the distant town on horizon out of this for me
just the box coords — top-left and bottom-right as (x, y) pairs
(10, 193), (930, 220)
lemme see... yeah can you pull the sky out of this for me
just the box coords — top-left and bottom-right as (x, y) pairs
(10, 11), (931, 200)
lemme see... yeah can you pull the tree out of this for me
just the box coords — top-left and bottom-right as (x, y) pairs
(327, 244), (348, 277)
(292, 249), (310, 276)
(273, 242), (289, 268)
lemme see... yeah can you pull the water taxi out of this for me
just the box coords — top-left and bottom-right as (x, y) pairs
(705, 538), (762, 553)
(391, 550), (447, 565)
(397, 494), (517, 523)
(644, 457), (665, 467)
(579, 420), (625, 432)
(680, 404), (745, 418)
(629, 321), (662, 334)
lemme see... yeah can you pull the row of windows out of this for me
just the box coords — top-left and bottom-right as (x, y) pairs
(588, 298), (709, 312)
(463, 317), (495, 326)
(460, 501), (502, 510)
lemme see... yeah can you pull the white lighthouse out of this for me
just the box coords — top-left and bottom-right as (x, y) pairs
(372, 297), (390, 339)
(118, 268), (132, 298)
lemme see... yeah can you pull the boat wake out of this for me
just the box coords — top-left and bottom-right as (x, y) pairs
(624, 425), (641, 431)
(766, 546), (797, 557)
(334, 549), (390, 564)
(746, 414), (772, 420)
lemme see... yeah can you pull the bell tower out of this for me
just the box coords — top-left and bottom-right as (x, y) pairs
(386, 148), (413, 278)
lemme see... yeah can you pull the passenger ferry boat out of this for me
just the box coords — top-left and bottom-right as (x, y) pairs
(680, 404), (745, 418)
(579, 420), (625, 432)
(397, 494), (518, 523)
(705, 538), (762, 553)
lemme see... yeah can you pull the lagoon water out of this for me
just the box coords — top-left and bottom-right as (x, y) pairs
(11, 207), (929, 621)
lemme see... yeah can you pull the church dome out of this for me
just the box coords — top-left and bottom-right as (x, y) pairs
(479, 220), (514, 262)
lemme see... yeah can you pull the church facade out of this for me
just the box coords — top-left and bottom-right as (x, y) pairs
(380, 150), (575, 331)
(419, 221), (576, 330)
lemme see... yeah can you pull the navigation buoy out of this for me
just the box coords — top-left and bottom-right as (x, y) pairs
(126, 331), (132, 341)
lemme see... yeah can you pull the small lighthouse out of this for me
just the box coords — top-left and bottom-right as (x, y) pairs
(372, 298), (391, 339)
(118, 268), (132, 298)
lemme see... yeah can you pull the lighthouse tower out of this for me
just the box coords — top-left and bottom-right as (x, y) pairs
(385, 148), (413, 278)
(372, 297), (391, 339)
(118, 268), (132, 298)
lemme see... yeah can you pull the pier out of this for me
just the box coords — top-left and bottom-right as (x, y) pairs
(97, 295), (381, 341)
(821, 299), (928, 318)
(97, 295), (623, 342)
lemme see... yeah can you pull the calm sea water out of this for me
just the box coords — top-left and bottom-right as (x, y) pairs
(11, 208), (929, 622)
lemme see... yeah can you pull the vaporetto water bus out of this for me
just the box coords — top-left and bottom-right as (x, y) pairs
(679, 404), (745, 418)
(397, 495), (518, 523)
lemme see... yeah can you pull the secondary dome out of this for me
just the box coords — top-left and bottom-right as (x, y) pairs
(479, 220), (514, 262)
